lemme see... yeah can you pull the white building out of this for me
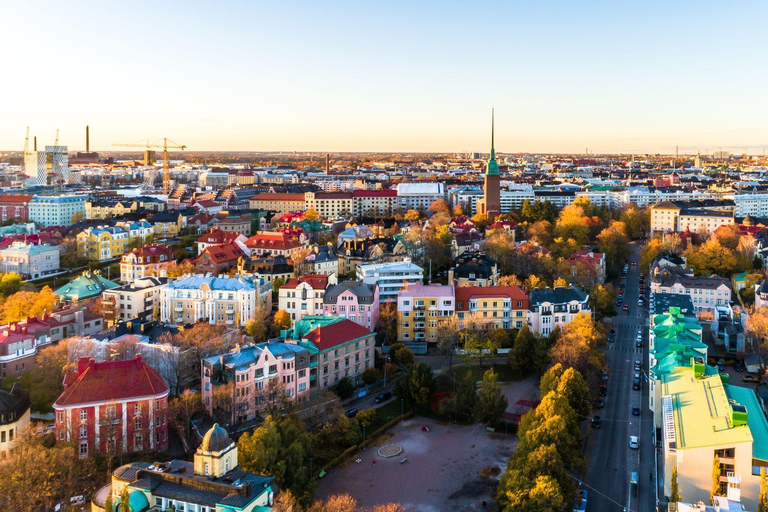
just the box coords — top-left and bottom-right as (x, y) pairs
(277, 274), (335, 323)
(527, 287), (591, 336)
(101, 277), (169, 325)
(650, 266), (732, 319)
(160, 275), (272, 327)
(734, 192), (768, 218)
(28, 195), (87, 227)
(0, 242), (60, 279)
(396, 182), (445, 210)
(357, 259), (424, 302)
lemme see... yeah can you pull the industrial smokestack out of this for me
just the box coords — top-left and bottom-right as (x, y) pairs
(86, 125), (90, 152)
(34, 136), (37, 152)
(325, 153), (330, 175)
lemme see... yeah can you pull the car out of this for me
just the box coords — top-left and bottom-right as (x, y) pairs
(634, 360), (641, 371)
(374, 391), (392, 404)
(743, 375), (760, 383)
(629, 436), (639, 449)
(637, 299), (644, 306)
(345, 408), (358, 418)
(623, 304), (629, 311)
(599, 385), (607, 396)
(591, 416), (602, 429)
(636, 340), (642, 348)
(632, 378), (640, 390)
(717, 361), (725, 372)
(615, 300), (622, 307)
(595, 399), (605, 409)
(620, 283), (625, 289)
(609, 329), (616, 337)
(573, 489), (589, 512)
(632, 406), (641, 416)
(735, 363), (743, 373)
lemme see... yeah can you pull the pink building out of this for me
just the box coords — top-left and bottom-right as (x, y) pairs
(201, 342), (311, 425)
(322, 281), (380, 331)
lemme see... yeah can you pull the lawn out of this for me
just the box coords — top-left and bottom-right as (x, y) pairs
(451, 363), (519, 384)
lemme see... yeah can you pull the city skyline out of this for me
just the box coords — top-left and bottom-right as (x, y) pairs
(3, 1), (768, 154)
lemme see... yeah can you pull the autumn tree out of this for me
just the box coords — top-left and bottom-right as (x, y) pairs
(273, 309), (292, 332)
(590, 283), (617, 321)
(475, 368), (509, 424)
(435, 315), (462, 370)
(0, 273), (22, 297)
(169, 390), (203, 455)
(639, 238), (664, 272)
(389, 342), (414, 369)
(428, 198), (450, 215)
(711, 454), (722, 504)
(527, 220), (553, 247)
(660, 232), (684, 254)
(597, 221), (631, 274)
(404, 209), (421, 222)
(166, 259), (195, 278)
(684, 238), (739, 276)
(759, 468), (767, 512)
(238, 412), (315, 507)
(20, 339), (72, 412)
(304, 207), (321, 222)
(714, 224), (742, 250)
(377, 302), (398, 344)
(670, 464), (681, 502)
(554, 203), (589, 247)
(619, 204), (649, 239)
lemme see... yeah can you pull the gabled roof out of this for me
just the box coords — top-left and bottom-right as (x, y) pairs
(198, 229), (242, 245)
(198, 243), (244, 264)
(281, 275), (328, 290)
(54, 356), (168, 407)
(301, 318), (374, 352)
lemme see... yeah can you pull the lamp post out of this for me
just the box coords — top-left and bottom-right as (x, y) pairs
(362, 424), (367, 450)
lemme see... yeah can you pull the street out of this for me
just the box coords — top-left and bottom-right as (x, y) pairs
(581, 243), (657, 511)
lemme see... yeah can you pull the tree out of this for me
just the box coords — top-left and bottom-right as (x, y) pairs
(640, 238), (664, 272)
(759, 467), (767, 512)
(555, 368), (591, 421)
(540, 364), (566, 397)
(714, 224), (742, 250)
(428, 198), (450, 215)
(0, 286), (57, 323)
(273, 309), (291, 332)
(169, 390), (203, 455)
(553, 277), (567, 288)
(377, 302), (398, 344)
(619, 204), (649, 239)
(684, 238), (739, 277)
(361, 367), (383, 385)
(554, 204), (589, 247)
(475, 368), (508, 424)
(660, 232), (683, 254)
(395, 362), (435, 413)
(711, 454), (721, 504)
(333, 377), (355, 399)
(436, 315), (462, 370)
(166, 259), (195, 278)
(356, 408), (379, 431)
(527, 220), (553, 247)
(238, 413), (315, 507)
(304, 207), (321, 222)
(404, 209), (421, 222)
(590, 283), (617, 321)
(211, 381), (236, 426)
(0, 273), (22, 297)
(70, 210), (85, 224)
(454, 372), (478, 422)
(389, 343), (414, 369)
(245, 311), (270, 342)
(273, 490), (301, 512)
(597, 221), (631, 274)
(21, 339), (72, 412)
(670, 464), (681, 503)
(509, 324), (536, 376)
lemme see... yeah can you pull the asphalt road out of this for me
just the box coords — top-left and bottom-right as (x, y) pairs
(581, 243), (657, 511)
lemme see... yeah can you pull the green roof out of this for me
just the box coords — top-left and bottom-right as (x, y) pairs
(54, 270), (119, 301)
(727, 385), (768, 462)
(662, 367), (753, 451)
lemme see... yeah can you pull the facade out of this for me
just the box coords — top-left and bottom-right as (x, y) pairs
(197, 228), (247, 255)
(28, 195), (87, 227)
(285, 316), (376, 390)
(202, 342), (311, 424)
(245, 231), (307, 257)
(195, 243), (245, 275)
(85, 199), (139, 220)
(160, 275), (271, 327)
(93, 424), (277, 512)
(216, 215), (252, 236)
(567, 249), (606, 284)
(527, 286), (591, 336)
(651, 201), (735, 235)
(357, 259), (424, 301)
(395, 182), (445, 210)
(455, 285), (529, 330)
(352, 189), (398, 217)
(101, 277), (169, 325)
(397, 284), (455, 343)
(0, 242), (59, 279)
(248, 193), (305, 215)
(650, 265), (732, 318)
(148, 211), (185, 238)
(0, 386), (30, 456)
(322, 281), (380, 331)
(0, 194), (32, 222)
(120, 244), (173, 283)
(448, 250), (499, 287)
(53, 355), (169, 458)
(305, 244), (339, 276)
(0, 324), (37, 378)
(305, 191), (353, 219)
(278, 274), (330, 323)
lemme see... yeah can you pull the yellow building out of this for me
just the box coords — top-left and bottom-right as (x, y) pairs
(396, 284), (455, 343)
(455, 286), (530, 330)
(305, 191), (354, 219)
(248, 193), (306, 215)
(77, 221), (154, 261)
(148, 211), (185, 238)
(85, 199), (139, 220)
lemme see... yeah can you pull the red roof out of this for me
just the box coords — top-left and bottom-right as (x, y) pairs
(281, 274), (328, 290)
(123, 243), (172, 263)
(245, 231), (304, 250)
(303, 319), (374, 351)
(352, 190), (397, 197)
(198, 228), (242, 245)
(250, 193), (305, 202)
(198, 243), (244, 263)
(189, 213), (215, 224)
(0, 194), (32, 203)
(195, 200), (219, 208)
(454, 286), (529, 311)
(55, 356), (168, 407)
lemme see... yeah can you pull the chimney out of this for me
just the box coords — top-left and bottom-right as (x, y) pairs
(325, 153), (330, 175)
(78, 356), (94, 375)
(86, 125), (90, 152)
(33, 136), (37, 152)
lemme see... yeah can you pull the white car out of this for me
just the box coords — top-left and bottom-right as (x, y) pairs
(637, 299), (644, 306)
(629, 436), (639, 449)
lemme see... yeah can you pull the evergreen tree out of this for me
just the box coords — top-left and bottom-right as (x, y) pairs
(759, 467), (767, 512)
(475, 368), (509, 424)
(670, 464), (680, 503)
(711, 454), (721, 504)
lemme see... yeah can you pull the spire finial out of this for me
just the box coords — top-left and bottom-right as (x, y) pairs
(491, 107), (495, 156)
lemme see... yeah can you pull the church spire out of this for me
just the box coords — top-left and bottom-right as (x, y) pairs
(486, 107), (499, 176)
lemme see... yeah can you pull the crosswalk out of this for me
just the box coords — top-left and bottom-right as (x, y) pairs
(609, 346), (644, 353)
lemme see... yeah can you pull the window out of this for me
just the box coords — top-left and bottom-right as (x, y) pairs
(204, 462), (210, 475)
(79, 426), (87, 439)
(80, 410), (87, 421)
(79, 442), (88, 456)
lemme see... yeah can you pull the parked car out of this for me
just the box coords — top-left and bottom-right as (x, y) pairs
(735, 363), (743, 373)
(743, 375), (760, 383)
(596, 399), (605, 409)
(633, 378), (641, 390)
(374, 392), (392, 404)
(345, 408), (359, 418)
(634, 360), (641, 371)
(632, 406), (640, 416)
(573, 489), (589, 512)
(717, 361), (725, 372)
(600, 385), (608, 396)
(591, 416), (602, 429)
(629, 436), (639, 449)
(623, 304), (629, 312)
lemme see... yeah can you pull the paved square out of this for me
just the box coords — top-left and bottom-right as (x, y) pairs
(316, 418), (516, 511)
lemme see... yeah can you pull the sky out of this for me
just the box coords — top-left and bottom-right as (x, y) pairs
(2, 1), (768, 154)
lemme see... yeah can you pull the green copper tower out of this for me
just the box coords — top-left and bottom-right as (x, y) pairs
(481, 107), (501, 220)
(486, 107), (499, 176)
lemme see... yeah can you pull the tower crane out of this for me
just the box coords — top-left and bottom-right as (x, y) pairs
(113, 138), (186, 194)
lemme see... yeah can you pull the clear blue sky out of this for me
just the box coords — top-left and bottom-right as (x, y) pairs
(3, 1), (767, 154)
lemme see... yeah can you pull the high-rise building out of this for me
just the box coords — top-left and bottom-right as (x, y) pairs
(477, 109), (501, 220)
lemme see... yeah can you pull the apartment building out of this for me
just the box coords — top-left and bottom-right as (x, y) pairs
(245, 231), (307, 257)
(0, 194), (32, 222)
(160, 275), (271, 327)
(28, 195), (87, 227)
(201, 342), (311, 424)
(322, 281), (380, 331)
(448, 250), (499, 287)
(285, 316), (376, 390)
(0, 242), (60, 279)
(651, 201), (735, 235)
(248, 193), (305, 215)
(305, 244), (339, 276)
(54, 356), (169, 458)
(455, 286), (529, 330)
(77, 221), (153, 262)
(120, 244), (173, 283)
(650, 265), (732, 318)
(85, 199), (139, 220)
(305, 191), (353, 219)
(148, 211), (185, 238)
(397, 284), (455, 343)
(396, 182), (445, 210)
(357, 259), (424, 302)
(527, 286), (591, 336)
(278, 274), (331, 322)
(352, 189), (398, 217)
(101, 277), (169, 325)
(0, 387), (30, 457)
(195, 243), (244, 275)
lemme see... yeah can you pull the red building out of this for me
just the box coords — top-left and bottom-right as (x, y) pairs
(0, 194), (32, 222)
(195, 242), (244, 274)
(54, 355), (169, 459)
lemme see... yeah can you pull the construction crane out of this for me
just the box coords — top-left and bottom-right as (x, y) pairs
(113, 138), (186, 194)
